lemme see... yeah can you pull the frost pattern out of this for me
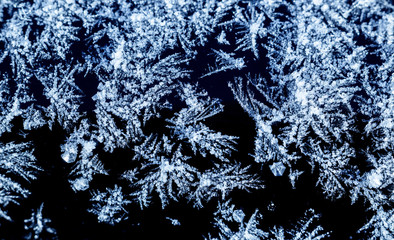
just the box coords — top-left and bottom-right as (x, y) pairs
(206, 201), (329, 240)
(227, 1), (393, 238)
(61, 119), (107, 191)
(206, 201), (268, 240)
(124, 84), (261, 209)
(269, 209), (329, 240)
(24, 203), (57, 240)
(0, 0), (392, 238)
(89, 185), (131, 225)
(0, 142), (40, 221)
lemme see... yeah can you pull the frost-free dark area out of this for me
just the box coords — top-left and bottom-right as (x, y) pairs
(0, 0), (393, 239)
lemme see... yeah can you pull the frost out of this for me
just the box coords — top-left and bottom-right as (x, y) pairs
(206, 201), (268, 240)
(131, 145), (198, 208)
(270, 209), (329, 240)
(117, 82), (261, 210)
(367, 171), (383, 189)
(0, 142), (40, 221)
(201, 50), (245, 78)
(359, 208), (394, 240)
(217, 31), (230, 45)
(37, 65), (82, 130)
(71, 177), (90, 192)
(22, 106), (46, 131)
(167, 84), (238, 161)
(89, 185), (131, 225)
(24, 203), (57, 240)
(60, 120), (107, 191)
(166, 217), (181, 226)
(270, 162), (286, 177)
(207, 202), (329, 240)
(190, 164), (262, 208)
(0, 0), (392, 238)
(233, 3), (267, 58)
(312, 0), (323, 6)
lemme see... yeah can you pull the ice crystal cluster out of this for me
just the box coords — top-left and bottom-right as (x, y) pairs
(0, 0), (392, 239)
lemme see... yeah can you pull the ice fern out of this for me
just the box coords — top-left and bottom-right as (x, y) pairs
(0, 0), (392, 239)
(0, 142), (40, 221)
(24, 203), (57, 240)
(206, 202), (329, 240)
(269, 209), (329, 240)
(205, 201), (268, 240)
(61, 119), (107, 191)
(89, 185), (131, 225)
(123, 83), (261, 209)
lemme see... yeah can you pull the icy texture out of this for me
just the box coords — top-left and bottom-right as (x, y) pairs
(0, 0), (392, 238)
(89, 185), (131, 225)
(24, 203), (57, 240)
(206, 201), (329, 240)
(270, 209), (329, 240)
(0, 142), (40, 221)
(206, 201), (268, 240)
